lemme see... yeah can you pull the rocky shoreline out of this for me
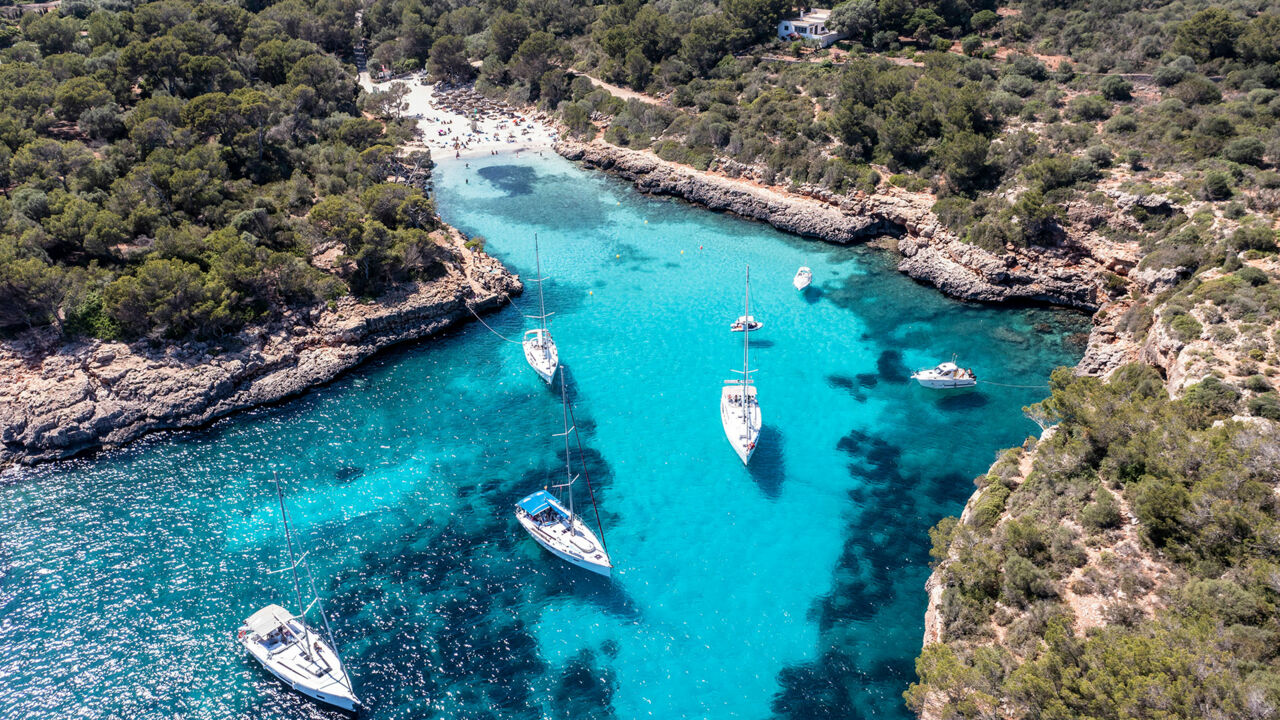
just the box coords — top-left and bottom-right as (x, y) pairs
(554, 139), (1154, 378)
(555, 139), (1130, 311)
(0, 229), (520, 469)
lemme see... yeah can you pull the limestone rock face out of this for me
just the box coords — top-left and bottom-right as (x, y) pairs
(0, 240), (519, 467)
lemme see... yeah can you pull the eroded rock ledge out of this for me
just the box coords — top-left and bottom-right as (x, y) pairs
(556, 139), (1120, 313)
(0, 231), (520, 468)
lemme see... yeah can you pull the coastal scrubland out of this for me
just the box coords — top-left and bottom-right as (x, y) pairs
(0, 0), (450, 341)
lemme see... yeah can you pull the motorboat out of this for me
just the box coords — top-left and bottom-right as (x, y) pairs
(730, 315), (762, 332)
(911, 360), (977, 389)
(793, 266), (812, 290)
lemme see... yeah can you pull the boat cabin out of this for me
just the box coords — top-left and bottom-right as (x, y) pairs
(244, 605), (298, 648)
(518, 490), (566, 525)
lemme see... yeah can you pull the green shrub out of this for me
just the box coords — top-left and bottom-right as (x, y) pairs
(1201, 171), (1233, 200)
(1100, 75), (1132, 101)
(1082, 489), (1123, 530)
(1132, 475), (1189, 547)
(1168, 311), (1202, 341)
(971, 484), (1012, 530)
(1244, 375), (1272, 392)
(1236, 266), (1269, 286)
(1247, 393), (1280, 420)
(1068, 94), (1110, 120)
(1223, 137), (1265, 167)
(1002, 555), (1056, 607)
(1182, 375), (1239, 417)
(1231, 226), (1277, 251)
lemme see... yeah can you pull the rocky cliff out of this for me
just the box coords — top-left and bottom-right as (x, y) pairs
(0, 231), (519, 468)
(556, 139), (1123, 313)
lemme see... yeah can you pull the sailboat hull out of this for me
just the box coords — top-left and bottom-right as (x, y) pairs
(515, 491), (612, 576)
(521, 521), (612, 576)
(239, 612), (359, 712)
(523, 329), (559, 384)
(720, 384), (761, 466)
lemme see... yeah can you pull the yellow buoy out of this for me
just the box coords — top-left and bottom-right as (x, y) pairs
(680, 250), (684, 254)
(616, 254), (620, 258)
(589, 290), (593, 295)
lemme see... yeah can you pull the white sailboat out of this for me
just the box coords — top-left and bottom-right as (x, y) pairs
(239, 474), (360, 712)
(793, 266), (812, 290)
(721, 266), (762, 465)
(515, 368), (612, 576)
(523, 234), (559, 384)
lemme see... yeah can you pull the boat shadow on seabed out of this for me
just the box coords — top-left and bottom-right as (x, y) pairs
(746, 425), (786, 499)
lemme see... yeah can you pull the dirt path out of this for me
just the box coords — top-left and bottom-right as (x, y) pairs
(581, 73), (664, 105)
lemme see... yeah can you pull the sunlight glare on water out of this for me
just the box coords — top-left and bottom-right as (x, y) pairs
(0, 152), (1087, 720)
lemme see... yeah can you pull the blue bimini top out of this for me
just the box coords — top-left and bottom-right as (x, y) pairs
(517, 490), (557, 515)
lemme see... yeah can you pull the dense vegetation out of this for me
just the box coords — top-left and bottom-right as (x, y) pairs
(906, 364), (1280, 719)
(0, 0), (447, 340)
(363, 0), (1279, 262)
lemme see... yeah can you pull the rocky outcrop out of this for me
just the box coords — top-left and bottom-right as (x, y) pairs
(556, 139), (883, 242)
(0, 234), (520, 467)
(556, 139), (1112, 313)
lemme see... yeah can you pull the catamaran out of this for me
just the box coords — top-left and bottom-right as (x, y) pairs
(793, 266), (812, 290)
(238, 474), (360, 712)
(515, 368), (612, 576)
(721, 266), (762, 465)
(523, 234), (559, 384)
(730, 315), (762, 332)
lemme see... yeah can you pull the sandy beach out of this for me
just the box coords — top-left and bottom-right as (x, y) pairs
(359, 72), (561, 159)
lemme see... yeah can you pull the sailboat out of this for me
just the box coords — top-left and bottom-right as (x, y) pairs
(238, 474), (360, 712)
(523, 233), (559, 384)
(515, 368), (612, 576)
(721, 266), (762, 465)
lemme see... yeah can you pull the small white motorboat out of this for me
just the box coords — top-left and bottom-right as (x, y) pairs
(911, 360), (978, 389)
(793, 266), (812, 290)
(515, 369), (612, 576)
(730, 315), (762, 332)
(239, 605), (359, 712)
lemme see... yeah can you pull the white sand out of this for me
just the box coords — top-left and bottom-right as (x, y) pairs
(359, 72), (561, 159)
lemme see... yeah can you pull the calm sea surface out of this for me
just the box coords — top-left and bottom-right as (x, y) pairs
(0, 153), (1086, 719)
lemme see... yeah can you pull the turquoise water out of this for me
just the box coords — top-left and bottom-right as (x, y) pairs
(0, 153), (1086, 719)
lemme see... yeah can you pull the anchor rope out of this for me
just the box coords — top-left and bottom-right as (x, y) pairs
(979, 380), (1051, 389)
(464, 296), (523, 344)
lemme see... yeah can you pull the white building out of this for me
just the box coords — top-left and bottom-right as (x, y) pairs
(777, 8), (844, 48)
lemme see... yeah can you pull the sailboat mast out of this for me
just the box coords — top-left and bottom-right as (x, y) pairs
(565, 389), (607, 552)
(742, 266), (751, 426)
(272, 472), (312, 651)
(535, 233), (547, 335)
(559, 369), (575, 525)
